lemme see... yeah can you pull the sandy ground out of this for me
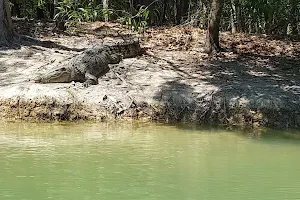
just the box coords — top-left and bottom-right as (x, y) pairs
(0, 21), (300, 128)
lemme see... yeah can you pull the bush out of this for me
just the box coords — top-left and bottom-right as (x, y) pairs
(54, 0), (105, 23)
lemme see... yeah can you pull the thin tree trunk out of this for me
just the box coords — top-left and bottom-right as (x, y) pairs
(129, 0), (134, 14)
(174, 0), (188, 24)
(204, 0), (224, 54)
(162, 0), (167, 24)
(264, 9), (274, 34)
(175, 0), (181, 24)
(230, 0), (237, 33)
(173, 0), (177, 24)
(187, 0), (191, 22)
(11, 0), (21, 17)
(181, 0), (189, 22)
(238, 0), (245, 32)
(53, 0), (58, 18)
(103, 0), (108, 22)
(248, 14), (252, 33)
(290, 0), (298, 35)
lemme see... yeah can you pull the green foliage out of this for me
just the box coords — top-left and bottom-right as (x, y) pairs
(11, 0), (54, 18)
(9, 0), (300, 35)
(119, 5), (150, 33)
(36, 0), (46, 8)
(220, 0), (300, 34)
(54, 0), (105, 23)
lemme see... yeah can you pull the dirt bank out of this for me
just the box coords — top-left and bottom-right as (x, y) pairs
(0, 21), (300, 128)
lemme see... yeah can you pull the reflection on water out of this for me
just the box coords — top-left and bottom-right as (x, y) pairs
(0, 122), (300, 200)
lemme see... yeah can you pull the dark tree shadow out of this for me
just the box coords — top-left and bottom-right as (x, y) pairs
(12, 35), (86, 52)
(152, 47), (300, 128)
(153, 80), (197, 123)
(1, 19), (135, 51)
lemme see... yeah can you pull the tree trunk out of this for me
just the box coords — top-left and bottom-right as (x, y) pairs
(238, 0), (245, 32)
(290, 0), (298, 35)
(11, 0), (21, 17)
(162, 0), (167, 24)
(0, 0), (14, 46)
(52, 0), (58, 19)
(181, 0), (189, 23)
(204, 0), (224, 54)
(174, 0), (189, 24)
(103, 0), (109, 22)
(173, 0), (177, 24)
(230, 0), (237, 33)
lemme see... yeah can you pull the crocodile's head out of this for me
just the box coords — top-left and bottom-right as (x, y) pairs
(34, 67), (72, 83)
(119, 39), (142, 58)
(106, 39), (142, 59)
(107, 53), (122, 64)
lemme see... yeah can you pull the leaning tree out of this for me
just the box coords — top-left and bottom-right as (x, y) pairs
(0, 0), (14, 46)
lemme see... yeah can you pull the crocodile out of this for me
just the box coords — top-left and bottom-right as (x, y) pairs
(34, 39), (141, 87)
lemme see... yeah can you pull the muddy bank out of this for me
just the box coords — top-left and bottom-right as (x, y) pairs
(0, 22), (300, 128)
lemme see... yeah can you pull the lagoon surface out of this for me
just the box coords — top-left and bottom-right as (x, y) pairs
(0, 122), (300, 200)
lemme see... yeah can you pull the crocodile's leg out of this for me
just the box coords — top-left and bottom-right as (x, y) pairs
(83, 72), (98, 87)
(83, 65), (110, 87)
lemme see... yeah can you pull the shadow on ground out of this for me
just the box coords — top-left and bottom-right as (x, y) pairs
(153, 49), (300, 128)
(1, 19), (135, 51)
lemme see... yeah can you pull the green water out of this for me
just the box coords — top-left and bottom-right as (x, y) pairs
(1, 122), (300, 200)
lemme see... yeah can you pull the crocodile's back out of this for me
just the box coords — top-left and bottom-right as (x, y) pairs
(35, 39), (142, 85)
(69, 49), (111, 78)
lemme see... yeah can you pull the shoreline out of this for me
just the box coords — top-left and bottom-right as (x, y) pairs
(1, 22), (299, 129)
(0, 82), (299, 129)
